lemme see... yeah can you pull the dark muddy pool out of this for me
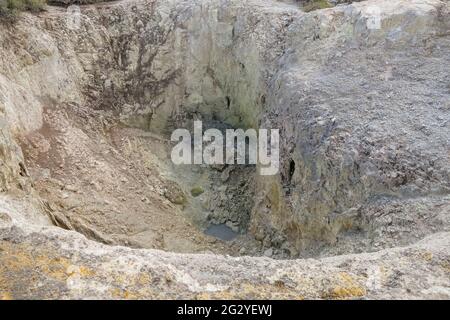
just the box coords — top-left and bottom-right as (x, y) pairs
(205, 224), (238, 241)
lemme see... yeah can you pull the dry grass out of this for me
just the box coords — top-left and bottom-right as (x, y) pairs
(0, 0), (46, 22)
(301, 0), (332, 13)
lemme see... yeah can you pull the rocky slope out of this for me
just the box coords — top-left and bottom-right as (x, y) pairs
(0, 0), (449, 299)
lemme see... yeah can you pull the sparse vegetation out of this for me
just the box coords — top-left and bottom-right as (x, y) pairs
(301, 0), (332, 12)
(0, 0), (46, 21)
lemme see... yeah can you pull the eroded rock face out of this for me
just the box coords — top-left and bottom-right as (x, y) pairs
(251, 0), (450, 256)
(0, 0), (449, 298)
(0, 122), (27, 192)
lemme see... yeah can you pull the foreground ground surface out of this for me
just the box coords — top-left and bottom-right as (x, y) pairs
(0, 216), (449, 299)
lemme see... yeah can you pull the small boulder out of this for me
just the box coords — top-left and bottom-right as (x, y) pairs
(190, 186), (204, 197)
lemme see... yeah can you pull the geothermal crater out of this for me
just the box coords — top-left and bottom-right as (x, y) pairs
(0, 0), (449, 299)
